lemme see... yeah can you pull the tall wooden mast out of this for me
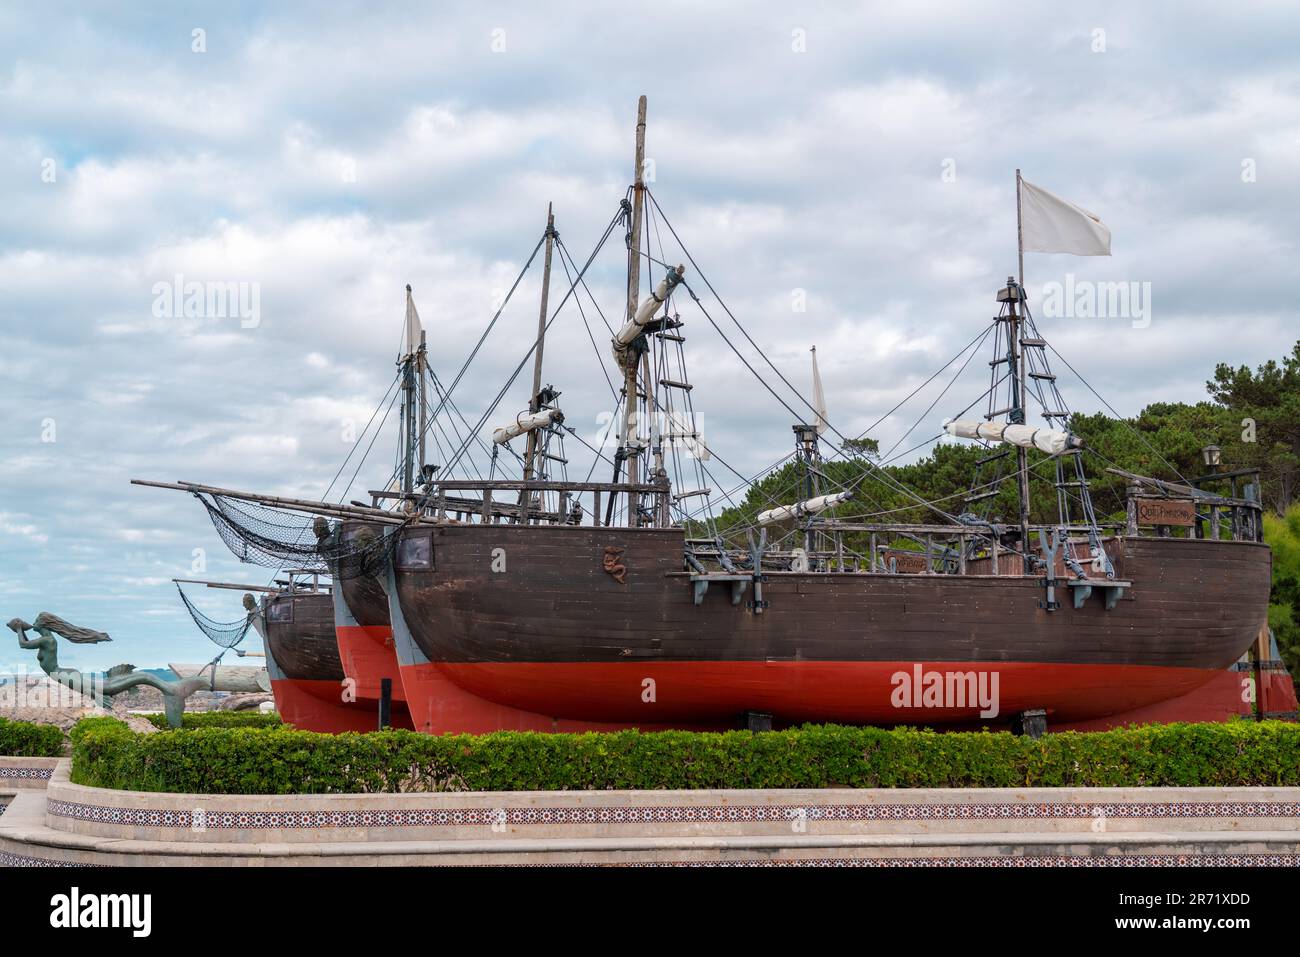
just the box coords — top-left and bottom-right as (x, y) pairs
(523, 203), (556, 484)
(400, 284), (418, 497)
(417, 326), (427, 483)
(622, 95), (648, 526)
(1012, 169), (1031, 560)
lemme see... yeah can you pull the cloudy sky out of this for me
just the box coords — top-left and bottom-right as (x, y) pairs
(2, 1), (1297, 672)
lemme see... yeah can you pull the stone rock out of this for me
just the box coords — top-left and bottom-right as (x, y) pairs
(5, 704), (158, 736)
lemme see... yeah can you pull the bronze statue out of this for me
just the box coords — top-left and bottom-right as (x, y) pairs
(7, 613), (208, 728)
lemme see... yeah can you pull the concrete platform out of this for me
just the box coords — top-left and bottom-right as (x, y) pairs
(2, 761), (1298, 866)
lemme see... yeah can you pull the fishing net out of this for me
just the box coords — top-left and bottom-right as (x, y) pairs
(193, 492), (400, 579)
(175, 584), (254, 649)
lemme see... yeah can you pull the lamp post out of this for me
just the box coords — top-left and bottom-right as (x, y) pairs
(1201, 444), (1222, 470)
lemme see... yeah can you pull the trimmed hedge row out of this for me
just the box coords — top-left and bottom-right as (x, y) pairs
(145, 711), (282, 731)
(0, 717), (66, 757)
(69, 718), (1300, 794)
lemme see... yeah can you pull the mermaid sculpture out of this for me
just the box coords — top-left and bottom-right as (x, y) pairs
(6, 613), (208, 728)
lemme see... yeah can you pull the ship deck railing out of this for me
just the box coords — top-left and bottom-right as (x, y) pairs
(371, 479), (672, 527)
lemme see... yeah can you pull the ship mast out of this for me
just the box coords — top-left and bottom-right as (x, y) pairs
(399, 284), (421, 501)
(1011, 170), (1031, 562)
(523, 203), (556, 484)
(623, 94), (648, 526)
(417, 329), (427, 486)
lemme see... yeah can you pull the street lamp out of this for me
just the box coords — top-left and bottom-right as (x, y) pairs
(1201, 444), (1222, 470)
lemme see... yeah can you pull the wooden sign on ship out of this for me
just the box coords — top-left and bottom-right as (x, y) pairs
(1135, 498), (1197, 527)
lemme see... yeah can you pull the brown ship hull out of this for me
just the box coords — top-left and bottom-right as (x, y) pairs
(331, 571), (413, 729)
(388, 524), (1271, 729)
(262, 590), (412, 733)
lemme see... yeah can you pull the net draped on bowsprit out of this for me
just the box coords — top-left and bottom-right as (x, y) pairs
(192, 491), (399, 579)
(175, 584), (254, 649)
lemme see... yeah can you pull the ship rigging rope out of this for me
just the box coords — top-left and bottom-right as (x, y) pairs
(339, 379), (404, 505)
(648, 188), (989, 479)
(539, 199), (994, 543)
(637, 234), (1000, 453)
(879, 323), (996, 462)
(198, 232), (549, 579)
(323, 368), (402, 505)
(718, 404), (1062, 539)
(423, 231), (548, 430)
(646, 188), (846, 436)
(677, 335), (1003, 530)
(679, 451), (798, 525)
(833, 449), (1078, 523)
(368, 227), (551, 496)
(436, 203), (626, 480)
(243, 367), (401, 590)
(635, 242), (1002, 525)
(1044, 340), (1192, 485)
(436, 378), (505, 477)
(426, 365), (526, 480)
(638, 232), (1005, 524)
(556, 238), (620, 401)
(634, 201), (1009, 536)
(678, 279), (1003, 538)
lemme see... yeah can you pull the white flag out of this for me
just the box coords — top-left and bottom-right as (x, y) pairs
(1019, 178), (1111, 256)
(811, 345), (828, 436)
(403, 284), (423, 356)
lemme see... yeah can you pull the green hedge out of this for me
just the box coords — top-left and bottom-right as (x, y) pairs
(144, 711), (282, 731)
(68, 718), (1300, 794)
(0, 717), (66, 757)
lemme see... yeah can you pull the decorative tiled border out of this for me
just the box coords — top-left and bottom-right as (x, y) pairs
(45, 798), (1300, 831)
(0, 766), (54, 781)
(649, 855), (1300, 867)
(2, 848), (1295, 868)
(0, 851), (89, 867)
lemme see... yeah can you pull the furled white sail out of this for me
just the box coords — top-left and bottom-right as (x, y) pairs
(403, 284), (423, 358)
(811, 346), (828, 436)
(944, 419), (1083, 454)
(757, 490), (853, 526)
(493, 408), (563, 445)
(614, 265), (685, 351)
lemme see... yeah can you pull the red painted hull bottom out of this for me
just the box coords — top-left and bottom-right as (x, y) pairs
(397, 663), (723, 734)
(335, 624), (414, 732)
(270, 678), (414, 734)
(395, 661), (1299, 734)
(1060, 668), (1299, 732)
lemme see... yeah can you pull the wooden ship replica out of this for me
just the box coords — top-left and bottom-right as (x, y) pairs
(140, 97), (1296, 735)
(177, 572), (413, 732)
